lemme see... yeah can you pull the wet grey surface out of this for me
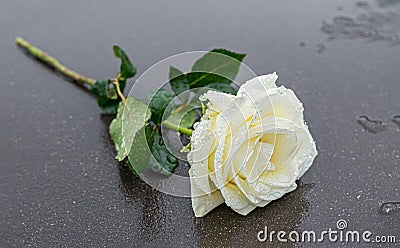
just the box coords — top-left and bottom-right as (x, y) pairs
(1, 0), (400, 247)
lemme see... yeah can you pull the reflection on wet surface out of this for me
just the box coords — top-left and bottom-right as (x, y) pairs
(194, 182), (313, 247)
(118, 166), (168, 242)
(119, 168), (313, 247)
(357, 115), (386, 133)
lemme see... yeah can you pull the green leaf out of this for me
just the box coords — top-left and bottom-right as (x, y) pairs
(127, 125), (179, 176)
(148, 88), (174, 124)
(187, 71), (230, 87)
(180, 110), (198, 129)
(169, 66), (190, 102)
(149, 131), (178, 176)
(91, 80), (118, 99)
(109, 97), (151, 161)
(206, 82), (238, 95)
(98, 97), (119, 114)
(91, 79), (127, 114)
(192, 49), (246, 73)
(91, 80), (108, 97)
(189, 49), (245, 88)
(127, 125), (154, 174)
(169, 66), (183, 79)
(113, 45), (137, 79)
(163, 104), (198, 131)
(109, 112), (123, 157)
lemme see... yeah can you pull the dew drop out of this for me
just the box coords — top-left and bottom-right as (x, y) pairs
(356, 115), (386, 133)
(379, 202), (400, 214)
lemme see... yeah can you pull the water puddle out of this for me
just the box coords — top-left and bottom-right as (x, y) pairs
(321, 0), (400, 45)
(357, 115), (386, 133)
(392, 114), (400, 129)
(377, 0), (400, 7)
(379, 201), (400, 214)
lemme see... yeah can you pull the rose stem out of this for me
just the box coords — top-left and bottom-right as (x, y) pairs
(161, 120), (193, 136)
(15, 36), (96, 86)
(16, 36), (192, 136)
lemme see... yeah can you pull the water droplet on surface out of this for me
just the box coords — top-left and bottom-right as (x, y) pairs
(377, 0), (400, 8)
(315, 43), (327, 53)
(356, 115), (386, 133)
(321, 8), (400, 45)
(392, 114), (400, 129)
(356, 1), (369, 8)
(379, 202), (400, 214)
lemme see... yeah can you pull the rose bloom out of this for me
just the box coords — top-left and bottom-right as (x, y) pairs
(188, 73), (317, 217)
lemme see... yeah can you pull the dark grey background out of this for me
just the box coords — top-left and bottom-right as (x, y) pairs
(1, 0), (399, 247)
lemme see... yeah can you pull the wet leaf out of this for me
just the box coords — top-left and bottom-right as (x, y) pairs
(148, 130), (178, 176)
(169, 66), (189, 102)
(91, 80), (108, 97)
(109, 97), (151, 161)
(169, 66), (183, 79)
(163, 104), (198, 131)
(205, 82), (238, 95)
(189, 49), (245, 87)
(148, 88), (174, 124)
(97, 97), (120, 114)
(127, 125), (154, 174)
(167, 49), (244, 106)
(113, 45), (136, 79)
(91, 79), (126, 114)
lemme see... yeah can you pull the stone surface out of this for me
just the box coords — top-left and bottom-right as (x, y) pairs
(1, 0), (399, 247)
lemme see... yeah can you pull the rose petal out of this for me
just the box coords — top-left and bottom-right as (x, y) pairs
(238, 73), (278, 101)
(245, 87), (304, 131)
(189, 73), (318, 217)
(246, 141), (274, 183)
(221, 183), (256, 215)
(189, 169), (224, 217)
(200, 90), (236, 114)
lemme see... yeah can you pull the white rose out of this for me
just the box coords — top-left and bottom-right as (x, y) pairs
(188, 73), (317, 217)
